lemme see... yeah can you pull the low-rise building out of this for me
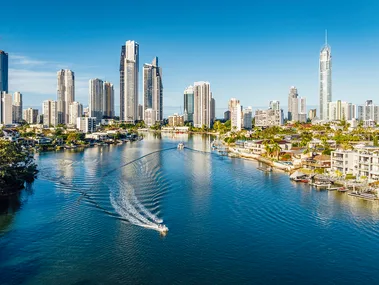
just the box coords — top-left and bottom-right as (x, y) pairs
(331, 149), (355, 175)
(302, 154), (331, 172)
(77, 117), (96, 133)
(255, 109), (284, 127)
(168, 113), (184, 127)
(144, 108), (156, 127)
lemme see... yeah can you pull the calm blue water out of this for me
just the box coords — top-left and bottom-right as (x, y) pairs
(1, 133), (379, 285)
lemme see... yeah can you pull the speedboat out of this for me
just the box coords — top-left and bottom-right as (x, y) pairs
(177, 142), (184, 149)
(158, 224), (169, 233)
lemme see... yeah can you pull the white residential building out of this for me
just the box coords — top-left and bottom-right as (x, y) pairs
(269, 100), (280, 111)
(243, 107), (253, 129)
(331, 148), (379, 181)
(287, 86), (298, 121)
(144, 108), (156, 127)
(69, 101), (83, 127)
(229, 98), (241, 131)
(193, 81), (212, 128)
(319, 31), (332, 120)
(328, 100), (355, 121)
(331, 150), (355, 175)
(23, 108), (38, 124)
(255, 109), (284, 127)
(120, 40), (139, 122)
(43, 100), (58, 127)
(77, 117), (96, 133)
(89, 78), (103, 123)
(1, 92), (12, 125)
(57, 69), (75, 124)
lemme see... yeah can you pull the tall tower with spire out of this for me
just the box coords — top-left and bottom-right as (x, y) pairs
(319, 30), (332, 120)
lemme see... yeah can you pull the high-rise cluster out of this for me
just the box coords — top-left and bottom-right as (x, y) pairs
(120, 40), (163, 125)
(287, 86), (307, 122)
(182, 82), (215, 128)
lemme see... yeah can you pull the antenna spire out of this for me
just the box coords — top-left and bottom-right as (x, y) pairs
(325, 29), (328, 46)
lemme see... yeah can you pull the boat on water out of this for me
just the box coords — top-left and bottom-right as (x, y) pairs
(158, 224), (169, 233)
(177, 142), (184, 149)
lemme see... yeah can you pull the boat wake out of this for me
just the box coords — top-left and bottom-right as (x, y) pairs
(109, 180), (166, 233)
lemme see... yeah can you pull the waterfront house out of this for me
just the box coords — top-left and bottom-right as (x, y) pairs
(331, 147), (379, 181)
(331, 149), (355, 176)
(302, 154), (331, 172)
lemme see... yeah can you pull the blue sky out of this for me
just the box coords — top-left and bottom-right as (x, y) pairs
(1, 0), (379, 117)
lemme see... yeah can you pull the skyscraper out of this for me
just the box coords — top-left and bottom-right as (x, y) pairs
(287, 86), (298, 121)
(12, 92), (22, 123)
(319, 31), (332, 120)
(103, 81), (114, 118)
(0, 51), (8, 94)
(243, 107), (253, 129)
(143, 57), (163, 123)
(229, 98), (242, 131)
(184, 86), (194, 122)
(89, 78), (104, 123)
(57, 69), (75, 124)
(210, 97), (216, 126)
(299, 97), (307, 122)
(193, 81), (212, 128)
(43, 100), (58, 127)
(120, 40), (139, 122)
(23, 108), (38, 124)
(1, 92), (12, 125)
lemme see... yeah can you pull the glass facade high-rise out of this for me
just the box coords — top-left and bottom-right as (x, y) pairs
(89, 78), (104, 123)
(183, 86), (194, 122)
(12, 92), (23, 123)
(319, 31), (332, 120)
(103, 81), (114, 118)
(120, 40), (139, 122)
(143, 57), (163, 122)
(0, 50), (8, 94)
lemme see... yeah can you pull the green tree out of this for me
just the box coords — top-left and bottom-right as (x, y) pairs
(0, 141), (38, 194)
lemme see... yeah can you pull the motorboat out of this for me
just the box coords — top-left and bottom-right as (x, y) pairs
(177, 142), (184, 149)
(158, 224), (169, 233)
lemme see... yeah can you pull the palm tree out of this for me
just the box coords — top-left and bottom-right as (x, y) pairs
(264, 144), (273, 158)
(271, 143), (281, 160)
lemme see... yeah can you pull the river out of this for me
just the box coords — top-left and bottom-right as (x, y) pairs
(1, 133), (379, 284)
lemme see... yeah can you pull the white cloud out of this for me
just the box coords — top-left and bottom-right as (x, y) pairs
(10, 55), (50, 66)
(9, 69), (56, 95)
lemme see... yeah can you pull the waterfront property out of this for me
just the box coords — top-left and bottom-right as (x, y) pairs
(2, 134), (379, 284)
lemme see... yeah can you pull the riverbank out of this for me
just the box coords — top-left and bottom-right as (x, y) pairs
(227, 146), (291, 172)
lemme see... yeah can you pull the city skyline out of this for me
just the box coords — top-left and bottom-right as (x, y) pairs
(2, 1), (379, 113)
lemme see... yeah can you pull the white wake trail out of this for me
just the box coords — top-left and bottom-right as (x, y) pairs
(109, 193), (146, 227)
(113, 181), (158, 227)
(130, 188), (163, 224)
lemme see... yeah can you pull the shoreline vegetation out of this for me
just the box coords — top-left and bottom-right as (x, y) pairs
(0, 140), (38, 197)
(2, 118), (379, 201)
